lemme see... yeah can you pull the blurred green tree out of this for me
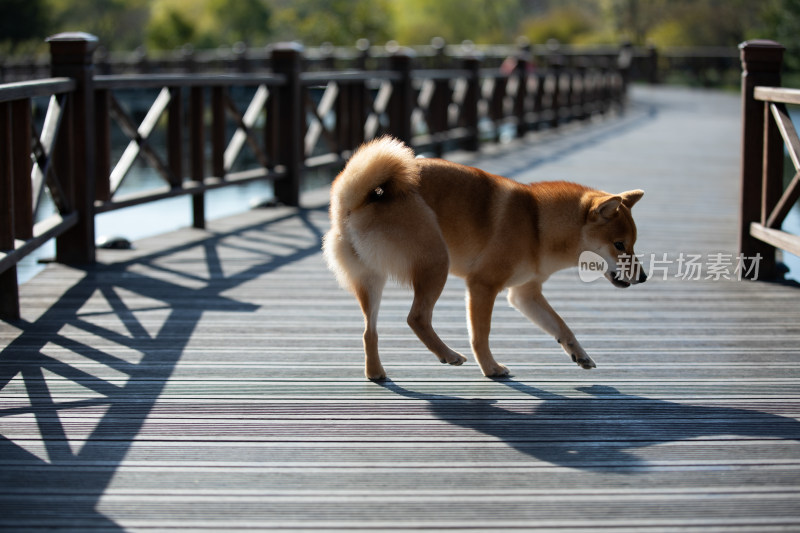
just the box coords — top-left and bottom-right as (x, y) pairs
(766, 0), (800, 72)
(520, 6), (596, 45)
(1, 0), (796, 66)
(146, 0), (272, 50)
(50, 0), (149, 51)
(272, 0), (393, 45)
(391, 0), (523, 45)
(208, 0), (272, 45)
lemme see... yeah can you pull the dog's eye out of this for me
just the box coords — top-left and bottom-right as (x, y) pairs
(613, 241), (625, 251)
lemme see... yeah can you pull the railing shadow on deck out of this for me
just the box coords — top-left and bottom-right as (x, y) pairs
(378, 379), (800, 472)
(0, 203), (326, 529)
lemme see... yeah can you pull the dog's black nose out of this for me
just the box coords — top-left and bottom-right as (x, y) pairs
(638, 270), (648, 283)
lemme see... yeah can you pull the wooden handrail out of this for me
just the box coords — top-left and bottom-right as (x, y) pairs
(94, 73), (287, 89)
(0, 78), (75, 102)
(754, 86), (800, 106)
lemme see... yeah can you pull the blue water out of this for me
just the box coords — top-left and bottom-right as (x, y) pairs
(17, 177), (274, 284)
(780, 109), (800, 282)
(782, 204), (800, 282)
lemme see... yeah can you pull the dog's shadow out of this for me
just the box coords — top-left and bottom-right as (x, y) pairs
(377, 379), (800, 471)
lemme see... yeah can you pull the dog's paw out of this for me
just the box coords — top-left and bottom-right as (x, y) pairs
(562, 340), (596, 370)
(570, 353), (596, 369)
(439, 351), (468, 366)
(365, 366), (387, 381)
(481, 362), (510, 378)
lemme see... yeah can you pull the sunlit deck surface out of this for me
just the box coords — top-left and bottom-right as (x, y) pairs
(2, 86), (800, 531)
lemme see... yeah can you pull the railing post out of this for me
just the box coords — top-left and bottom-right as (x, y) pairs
(647, 45), (660, 84)
(514, 49), (530, 138)
(167, 87), (183, 190)
(389, 49), (415, 145)
(11, 100), (32, 240)
(549, 60), (563, 129)
(355, 39), (370, 70)
(0, 101), (19, 320)
(47, 32), (98, 265)
(336, 81), (366, 154)
(462, 55), (481, 151)
(271, 42), (304, 207)
(189, 87), (205, 228)
(94, 88), (111, 203)
(739, 40), (784, 280)
(618, 41), (633, 98)
(210, 86), (225, 181)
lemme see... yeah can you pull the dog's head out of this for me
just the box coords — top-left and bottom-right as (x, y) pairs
(582, 189), (646, 288)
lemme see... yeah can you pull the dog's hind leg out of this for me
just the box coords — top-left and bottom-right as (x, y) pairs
(407, 263), (468, 368)
(507, 281), (596, 369)
(355, 274), (388, 380)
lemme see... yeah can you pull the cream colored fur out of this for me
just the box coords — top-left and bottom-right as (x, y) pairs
(323, 136), (646, 380)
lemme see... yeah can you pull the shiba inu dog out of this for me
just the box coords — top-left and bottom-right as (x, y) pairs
(323, 136), (646, 380)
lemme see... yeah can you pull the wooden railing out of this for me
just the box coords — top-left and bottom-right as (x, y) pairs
(739, 40), (800, 280)
(3, 40), (742, 88)
(0, 77), (77, 319)
(0, 32), (627, 320)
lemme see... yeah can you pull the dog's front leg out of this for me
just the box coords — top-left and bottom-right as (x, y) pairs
(466, 281), (510, 377)
(507, 281), (596, 369)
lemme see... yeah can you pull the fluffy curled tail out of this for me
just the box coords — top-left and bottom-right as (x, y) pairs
(328, 136), (419, 223)
(323, 136), (422, 291)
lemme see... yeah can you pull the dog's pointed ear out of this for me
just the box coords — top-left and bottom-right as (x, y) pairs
(591, 195), (622, 222)
(620, 189), (644, 209)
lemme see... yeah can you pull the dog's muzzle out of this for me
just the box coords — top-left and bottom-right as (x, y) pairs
(605, 270), (647, 288)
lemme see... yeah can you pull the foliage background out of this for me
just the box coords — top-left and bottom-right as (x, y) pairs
(1, 0), (798, 70)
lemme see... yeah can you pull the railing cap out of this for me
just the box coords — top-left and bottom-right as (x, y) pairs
(47, 32), (99, 64)
(385, 41), (416, 59)
(739, 40), (785, 71)
(270, 41), (305, 56)
(46, 31), (99, 43)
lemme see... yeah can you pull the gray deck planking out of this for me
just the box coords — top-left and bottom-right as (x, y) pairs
(1, 85), (800, 531)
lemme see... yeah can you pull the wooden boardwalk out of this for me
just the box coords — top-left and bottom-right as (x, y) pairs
(2, 86), (800, 531)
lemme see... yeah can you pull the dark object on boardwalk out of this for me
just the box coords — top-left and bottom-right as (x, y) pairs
(96, 235), (133, 250)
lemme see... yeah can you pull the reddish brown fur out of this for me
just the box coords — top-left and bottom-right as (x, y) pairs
(323, 137), (645, 379)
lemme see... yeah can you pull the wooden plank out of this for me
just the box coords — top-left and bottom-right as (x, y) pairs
(751, 222), (800, 257)
(108, 89), (173, 194)
(31, 94), (67, 215)
(755, 85), (800, 106)
(223, 84), (270, 172)
(765, 169), (800, 229)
